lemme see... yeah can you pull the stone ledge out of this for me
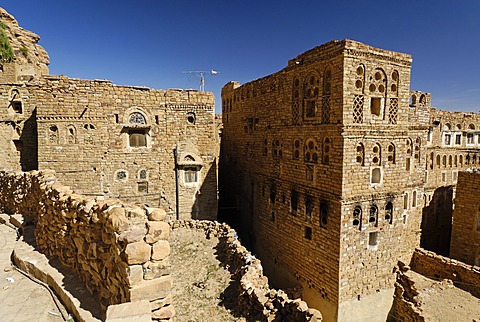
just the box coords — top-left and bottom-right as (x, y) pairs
(12, 226), (103, 322)
(106, 300), (152, 322)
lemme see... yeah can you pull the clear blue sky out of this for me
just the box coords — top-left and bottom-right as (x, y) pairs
(2, 0), (480, 113)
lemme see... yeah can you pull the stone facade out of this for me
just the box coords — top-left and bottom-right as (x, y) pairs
(0, 8), (218, 220)
(422, 109), (480, 255)
(449, 171), (480, 266)
(220, 40), (480, 321)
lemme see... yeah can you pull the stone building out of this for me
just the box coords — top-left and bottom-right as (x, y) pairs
(220, 40), (480, 321)
(449, 170), (480, 266)
(0, 8), (218, 220)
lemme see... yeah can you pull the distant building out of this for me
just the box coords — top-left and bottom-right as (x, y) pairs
(220, 39), (480, 321)
(449, 170), (480, 266)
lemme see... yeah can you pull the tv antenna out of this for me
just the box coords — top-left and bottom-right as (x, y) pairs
(183, 69), (219, 92)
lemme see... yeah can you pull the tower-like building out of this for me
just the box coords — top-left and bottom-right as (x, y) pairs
(220, 40), (430, 321)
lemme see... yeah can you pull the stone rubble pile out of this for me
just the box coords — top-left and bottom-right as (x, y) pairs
(171, 220), (322, 322)
(0, 170), (174, 321)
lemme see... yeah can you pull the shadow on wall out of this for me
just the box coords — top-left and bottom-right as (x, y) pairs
(19, 107), (38, 171)
(421, 186), (453, 256)
(191, 161), (218, 220)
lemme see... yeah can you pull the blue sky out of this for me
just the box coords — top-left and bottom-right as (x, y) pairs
(2, 1), (480, 113)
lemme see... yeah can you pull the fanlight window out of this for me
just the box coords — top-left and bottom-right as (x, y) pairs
(129, 113), (146, 124)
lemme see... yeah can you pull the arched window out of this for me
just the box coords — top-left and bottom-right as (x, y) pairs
(369, 205), (378, 226)
(414, 138), (421, 161)
(353, 206), (362, 229)
(65, 125), (76, 144)
(138, 169), (147, 180)
(356, 143), (365, 165)
(323, 138), (331, 164)
(320, 201), (328, 228)
(49, 125), (59, 143)
(387, 143), (396, 164)
(304, 73), (320, 118)
(272, 139), (283, 158)
(293, 139), (301, 160)
(404, 193), (409, 210)
(129, 112), (146, 124)
(385, 202), (393, 224)
(373, 143), (381, 165)
(412, 191), (417, 207)
(305, 138), (319, 163)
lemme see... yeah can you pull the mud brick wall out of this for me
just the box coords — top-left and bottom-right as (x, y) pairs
(0, 170), (174, 320)
(449, 171), (480, 266)
(171, 220), (322, 322)
(411, 248), (480, 297)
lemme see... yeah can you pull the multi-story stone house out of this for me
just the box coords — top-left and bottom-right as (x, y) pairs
(0, 8), (218, 220)
(220, 39), (480, 321)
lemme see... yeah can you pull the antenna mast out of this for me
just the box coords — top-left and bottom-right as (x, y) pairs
(183, 70), (219, 92)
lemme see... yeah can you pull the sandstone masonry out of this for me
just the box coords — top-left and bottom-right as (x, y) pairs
(220, 40), (480, 321)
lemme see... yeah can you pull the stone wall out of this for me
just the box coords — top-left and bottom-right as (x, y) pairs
(170, 220), (322, 322)
(0, 169), (174, 320)
(411, 248), (480, 297)
(449, 170), (480, 266)
(387, 263), (428, 322)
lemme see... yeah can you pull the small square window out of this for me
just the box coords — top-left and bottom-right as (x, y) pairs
(138, 182), (148, 193)
(444, 134), (451, 145)
(304, 226), (312, 240)
(184, 167), (198, 183)
(371, 167), (381, 184)
(12, 101), (22, 113)
(128, 129), (147, 147)
(467, 133), (474, 145)
(455, 134), (462, 145)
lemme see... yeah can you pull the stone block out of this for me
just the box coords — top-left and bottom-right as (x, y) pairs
(127, 265), (144, 286)
(145, 221), (170, 244)
(118, 227), (148, 244)
(150, 294), (173, 311)
(146, 207), (166, 221)
(143, 258), (171, 280)
(107, 207), (129, 232)
(151, 240), (170, 261)
(129, 275), (172, 302)
(106, 300), (152, 322)
(152, 304), (175, 319)
(125, 241), (151, 265)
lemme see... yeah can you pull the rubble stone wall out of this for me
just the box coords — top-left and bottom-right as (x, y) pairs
(411, 248), (480, 297)
(387, 264), (428, 322)
(0, 170), (174, 320)
(171, 220), (322, 322)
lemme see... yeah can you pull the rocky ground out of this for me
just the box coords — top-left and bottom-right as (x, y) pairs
(409, 270), (480, 321)
(169, 227), (246, 322)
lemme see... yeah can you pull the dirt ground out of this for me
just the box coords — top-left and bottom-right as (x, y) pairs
(409, 270), (480, 321)
(169, 227), (246, 322)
